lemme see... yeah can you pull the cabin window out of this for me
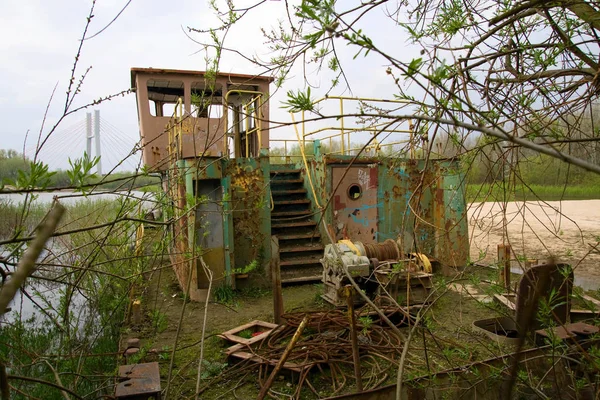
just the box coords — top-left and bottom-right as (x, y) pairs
(191, 82), (223, 119)
(146, 79), (184, 118)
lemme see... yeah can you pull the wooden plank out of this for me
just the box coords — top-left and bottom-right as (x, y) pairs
(497, 244), (511, 291)
(582, 295), (600, 308)
(218, 320), (278, 345)
(494, 294), (517, 311)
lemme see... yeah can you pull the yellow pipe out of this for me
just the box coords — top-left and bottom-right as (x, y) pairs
(303, 126), (413, 137)
(314, 95), (413, 104)
(340, 98), (345, 155)
(255, 96), (262, 151)
(177, 98), (183, 158)
(301, 110), (305, 151)
(244, 103), (250, 157)
(291, 112), (321, 209)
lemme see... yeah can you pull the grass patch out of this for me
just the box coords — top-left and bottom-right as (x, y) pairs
(467, 183), (600, 203)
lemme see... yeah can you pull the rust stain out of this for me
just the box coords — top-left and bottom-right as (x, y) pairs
(436, 188), (444, 204)
(369, 167), (378, 189)
(334, 194), (346, 211)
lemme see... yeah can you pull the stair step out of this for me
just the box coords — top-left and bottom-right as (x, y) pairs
(271, 178), (304, 184)
(281, 265), (324, 284)
(271, 189), (307, 196)
(280, 257), (323, 267)
(272, 221), (316, 229)
(273, 199), (310, 205)
(272, 210), (313, 218)
(280, 244), (324, 253)
(282, 275), (323, 284)
(278, 232), (321, 241)
(271, 169), (301, 175)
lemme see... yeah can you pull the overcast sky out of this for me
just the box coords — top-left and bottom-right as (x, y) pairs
(0, 0), (417, 171)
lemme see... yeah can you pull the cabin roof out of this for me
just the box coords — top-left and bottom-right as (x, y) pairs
(130, 67), (274, 90)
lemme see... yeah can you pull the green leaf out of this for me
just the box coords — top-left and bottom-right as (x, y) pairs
(281, 87), (315, 112)
(404, 58), (423, 78)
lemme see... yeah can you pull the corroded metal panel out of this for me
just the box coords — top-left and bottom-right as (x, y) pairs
(195, 179), (225, 287)
(378, 160), (414, 247)
(294, 151), (469, 271)
(331, 165), (379, 242)
(376, 159), (468, 268)
(179, 117), (225, 158)
(432, 162), (468, 267)
(227, 155), (271, 280)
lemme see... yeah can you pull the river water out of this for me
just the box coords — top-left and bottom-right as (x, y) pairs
(0, 190), (155, 324)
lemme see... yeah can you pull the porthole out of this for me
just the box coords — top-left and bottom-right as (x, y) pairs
(347, 183), (362, 200)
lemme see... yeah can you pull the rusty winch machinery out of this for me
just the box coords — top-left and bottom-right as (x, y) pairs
(321, 239), (433, 307)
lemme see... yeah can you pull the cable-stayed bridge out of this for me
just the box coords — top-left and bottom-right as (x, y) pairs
(25, 111), (141, 174)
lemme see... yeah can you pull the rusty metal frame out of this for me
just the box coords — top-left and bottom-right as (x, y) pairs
(223, 89), (265, 158)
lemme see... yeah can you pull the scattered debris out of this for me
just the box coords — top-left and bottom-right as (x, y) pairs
(213, 307), (412, 398)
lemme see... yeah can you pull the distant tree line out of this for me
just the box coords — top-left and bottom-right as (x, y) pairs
(0, 149), (160, 191)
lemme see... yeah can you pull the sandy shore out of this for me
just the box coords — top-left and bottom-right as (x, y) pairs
(468, 200), (600, 290)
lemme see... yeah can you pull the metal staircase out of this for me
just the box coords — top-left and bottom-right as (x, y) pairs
(270, 166), (324, 283)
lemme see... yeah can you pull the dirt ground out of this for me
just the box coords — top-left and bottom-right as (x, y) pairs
(121, 199), (600, 398)
(126, 266), (520, 399)
(124, 268), (330, 399)
(468, 200), (600, 290)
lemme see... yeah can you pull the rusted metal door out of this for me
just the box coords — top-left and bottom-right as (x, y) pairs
(195, 179), (226, 287)
(331, 165), (379, 243)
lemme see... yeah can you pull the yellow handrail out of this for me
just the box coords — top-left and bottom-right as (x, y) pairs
(224, 89), (265, 157)
(166, 97), (184, 161)
(269, 138), (316, 163)
(293, 96), (417, 158)
(291, 113), (321, 209)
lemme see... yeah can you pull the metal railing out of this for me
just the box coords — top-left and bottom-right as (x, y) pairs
(295, 96), (417, 157)
(269, 138), (315, 164)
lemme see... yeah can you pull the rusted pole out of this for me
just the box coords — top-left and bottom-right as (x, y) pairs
(257, 316), (309, 400)
(344, 286), (363, 392)
(271, 236), (284, 325)
(497, 244), (511, 291)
